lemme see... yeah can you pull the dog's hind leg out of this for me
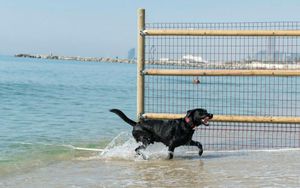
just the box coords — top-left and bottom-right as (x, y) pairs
(189, 140), (203, 156)
(134, 138), (150, 160)
(133, 128), (153, 160)
(135, 145), (147, 159)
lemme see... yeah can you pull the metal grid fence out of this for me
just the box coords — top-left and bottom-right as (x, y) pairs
(197, 122), (300, 150)
(138, 9), (300, 151)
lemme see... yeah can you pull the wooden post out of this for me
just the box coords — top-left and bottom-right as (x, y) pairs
(137, 8), (145, 120)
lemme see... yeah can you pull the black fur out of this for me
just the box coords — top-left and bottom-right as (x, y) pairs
(110, 108), (213, 159)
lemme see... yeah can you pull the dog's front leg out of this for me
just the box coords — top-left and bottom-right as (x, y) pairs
(189, 140), (203, 156)
(167, 145), (175, 159)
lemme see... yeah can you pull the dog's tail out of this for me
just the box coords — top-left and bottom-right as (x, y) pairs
(110, 109), (137, 127)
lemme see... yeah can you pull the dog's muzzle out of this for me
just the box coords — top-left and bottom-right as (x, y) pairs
(201, 114), (213, 126)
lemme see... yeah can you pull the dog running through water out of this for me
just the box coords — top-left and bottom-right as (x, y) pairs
(110, 108), (213, 159)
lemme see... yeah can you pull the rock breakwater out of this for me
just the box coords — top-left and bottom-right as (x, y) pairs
(15, 54), (135, 64)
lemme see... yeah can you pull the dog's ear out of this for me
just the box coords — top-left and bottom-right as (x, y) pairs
(185, 109), (195, 118)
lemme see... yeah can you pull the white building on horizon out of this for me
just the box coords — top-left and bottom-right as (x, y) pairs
(182, 55), (207, 64)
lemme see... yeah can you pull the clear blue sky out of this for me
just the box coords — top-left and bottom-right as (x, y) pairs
(1, 0), (300, 57)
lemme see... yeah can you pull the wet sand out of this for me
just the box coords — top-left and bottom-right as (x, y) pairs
(1, 149), (299, 188)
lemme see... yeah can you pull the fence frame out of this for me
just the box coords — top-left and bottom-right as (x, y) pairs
(137, 9), (145, 120)
(136, 8), (300, 124)
(143, 29), (300, 36)
(143, 69), (300, 77)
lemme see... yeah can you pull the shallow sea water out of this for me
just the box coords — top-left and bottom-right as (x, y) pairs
(1, 56), (300, 187)
(1, 148), (300, 187)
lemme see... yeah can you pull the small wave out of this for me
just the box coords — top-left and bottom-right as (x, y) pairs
(213, 148), (300, 153)
(11, 134), (300, 163)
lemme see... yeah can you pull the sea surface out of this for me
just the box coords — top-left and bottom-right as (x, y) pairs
(0, 56), (136, 173)
(0, 56), (299, 187)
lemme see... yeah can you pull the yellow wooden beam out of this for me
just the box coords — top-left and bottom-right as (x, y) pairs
(143, 69), (300, 76)
(143, 29), (300, 36)
(142, 113), (300, 124)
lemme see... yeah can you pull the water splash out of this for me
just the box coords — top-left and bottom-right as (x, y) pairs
(99, 132), (170, 160)
(100, 132), (132, 155)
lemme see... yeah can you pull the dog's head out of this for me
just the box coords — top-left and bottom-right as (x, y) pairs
(185, 108), (213, 127)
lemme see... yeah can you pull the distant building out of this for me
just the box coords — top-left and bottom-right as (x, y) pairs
(128, 48), (135, 60)
(255, 51), (300, 63)
(182, 55), (207, 64)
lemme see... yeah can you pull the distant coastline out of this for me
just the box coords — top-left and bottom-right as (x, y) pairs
(14, 53), (135, 64)
(14, 53), (300, 69)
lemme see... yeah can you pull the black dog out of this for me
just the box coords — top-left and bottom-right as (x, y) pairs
(110, 108), (213, 159)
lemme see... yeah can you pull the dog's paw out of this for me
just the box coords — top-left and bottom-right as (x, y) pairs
(167, 151), (174, 160)
(136, 151), (149, 160)
(198, 149), (203, 156)
(141, 153), (149, 160)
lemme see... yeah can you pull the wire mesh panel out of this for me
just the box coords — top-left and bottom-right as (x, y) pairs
(145, 22), (300, 70)
(197, 122), (300, 150)
(142, 21), (300, 151)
